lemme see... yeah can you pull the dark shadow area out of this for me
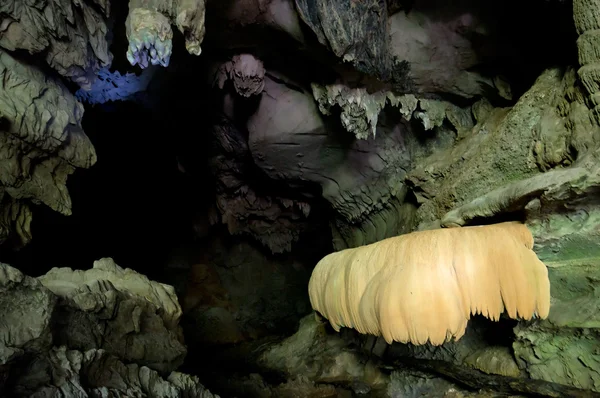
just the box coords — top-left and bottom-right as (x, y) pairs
(467, 210), (528, 228)
(474, 0), (578, 101)
(0, 100), (205, 280)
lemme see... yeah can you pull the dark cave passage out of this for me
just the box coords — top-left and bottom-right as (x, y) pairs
(0, 101), (204, 279)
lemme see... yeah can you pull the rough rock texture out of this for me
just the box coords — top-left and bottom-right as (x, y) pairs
(294, 0), (503, 98)
(39, 257), (187, 374)
(0, 264), (56, 368)
(0, 196), (32, 251)
(294, 0), (391, 79)
(407, 67), (576, 228)
(0, 260), (217, 397)
(387, 3), (497, 98)
(344, 316), (524, 386)
(430, 67), (599, 229)
(215, 54), (266, 97)
(0, 50), (97, 248)
(13, 346), (219, 398)
(509, 165), (600, 392)
(5, 0), (600, 396)
(0, 0), (112, 88)
(247, 74), (416, 250)
(311, 82), (474, 140)
(209, 115), (311, 254)
(208, 372), (348, 398)
(464, 347), (521, 378)
(261, 61), (600, 395)
(257, 315), (389, 390)
(126, 0), (206, 68)
(126, 7), (174, 68)
(386, 369), (517, 398)
(574, 0), (600, 125)
(393, 127), (600, 393)
(311, 83), (389, 140)
(440, 167), (589, 228)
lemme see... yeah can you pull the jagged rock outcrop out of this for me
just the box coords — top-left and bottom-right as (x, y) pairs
(0, 259), (217, 397)
(440, 167), (591, 228)
(12, 346), (219, 398)
(212, 313), (594, 397)
(574, 0), (600, 125)
(0, 0), (112, 88)
(203, 314), (391, 396)
(257, 315), (388, 387)
(4, 0), (600, 396)
(266, 58), (600, 394)
(294, 0), (391, 80)
(0, 264), (56, 370)
(294, 0), (506, 99)
(406, 67), (580, 228)
(126, 0), (206, 68)
(311, 84), (389, 140)
(209, 70), (421, 251)
(0, 50), (97, 248)
(39, 257), (187, 374)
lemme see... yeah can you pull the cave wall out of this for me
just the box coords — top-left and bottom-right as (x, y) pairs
(2, 0), (600, 397)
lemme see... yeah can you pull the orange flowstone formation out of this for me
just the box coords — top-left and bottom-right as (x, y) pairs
(308, 222), (551, 346)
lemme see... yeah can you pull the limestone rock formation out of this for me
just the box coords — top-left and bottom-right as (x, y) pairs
(208, 115), (311, 254)
(0, 259), (217, 397)
(0, 50), (97, 248)
(39, 257), (187, 373)
(258, 315), (388, 387)
(294, 0), (505, 99)
(510, 169), (600, 392)
(311, 83), (388, 140)
(407, 67), (573, 227)
(126, 0), (207, 68)
(294, 0), (391, 80)
(0, 0), (112, 88)
(0, 264), (56, 371)
(311, 82), (473, 140)
(387, 2), (497, 98)
(574, 0), (600, 125)
(247, 74), (416, 250)
(12, 346), (219, 398)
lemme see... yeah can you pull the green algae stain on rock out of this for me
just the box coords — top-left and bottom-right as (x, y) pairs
(513, 326), (600, 392)
(514, 209), (600, 392)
